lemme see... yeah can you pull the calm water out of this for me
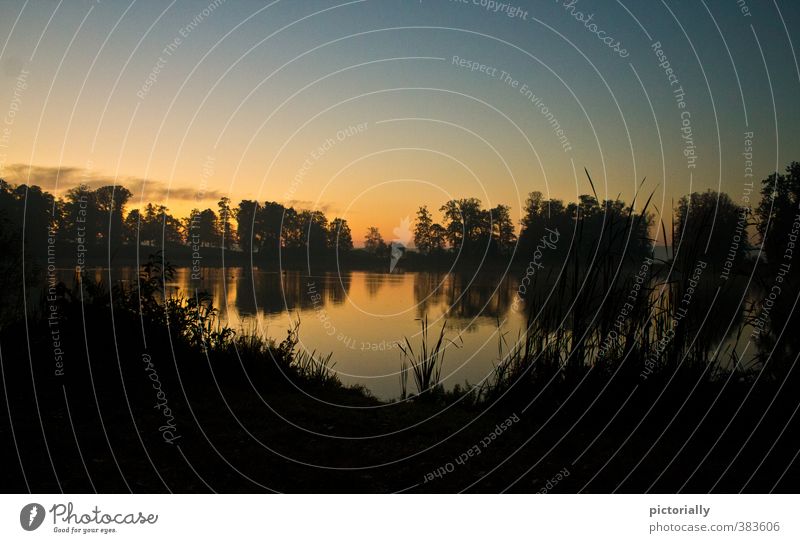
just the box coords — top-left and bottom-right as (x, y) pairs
(61, 266), (748, 400)
(57, 267), (527, 399)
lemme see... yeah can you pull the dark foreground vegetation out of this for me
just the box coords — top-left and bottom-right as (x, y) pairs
(1, 163), (799, 492)
(0, 251), (797, 493)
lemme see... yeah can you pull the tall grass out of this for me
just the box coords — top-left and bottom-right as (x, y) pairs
(238, 317), (342, 388)
(473, 171), (753, 403)
(398, 316), (461, 398)
(294, 350), (339, 387)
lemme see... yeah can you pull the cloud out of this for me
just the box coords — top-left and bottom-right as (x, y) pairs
(281, 199), (334, 213)
(1, 163), (224, 203)
(1, 163), (339, 214)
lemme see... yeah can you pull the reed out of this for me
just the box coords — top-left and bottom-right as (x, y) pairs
(398, 316), (461, 398)
(293, 350), (339, 387)
(475, 171), (728, 399)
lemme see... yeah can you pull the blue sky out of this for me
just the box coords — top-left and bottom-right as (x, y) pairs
(0, 0), (798, 238)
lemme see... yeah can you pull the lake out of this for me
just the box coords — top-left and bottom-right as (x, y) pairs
(50, 267), (526, 399)
(58, 264), (749, 400)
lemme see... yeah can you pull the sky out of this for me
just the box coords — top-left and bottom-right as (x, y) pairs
(0, 0), (799, 245)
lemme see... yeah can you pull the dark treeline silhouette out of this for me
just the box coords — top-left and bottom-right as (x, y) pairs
(234, 200), (353, 261)
(0, 181), (356, 266)
(1, 163), (789, 273)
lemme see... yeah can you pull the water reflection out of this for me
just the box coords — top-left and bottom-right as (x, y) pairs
(413, 272), (515, 324)
(229, 270), (353, 316)
(52, 266), (747, 399)
(364, 273), (385, 298)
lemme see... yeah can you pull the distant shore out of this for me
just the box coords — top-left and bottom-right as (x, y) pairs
(35, 240), (675, 273)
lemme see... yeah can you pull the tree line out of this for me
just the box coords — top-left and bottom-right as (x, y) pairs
(1, 161), (799, 270)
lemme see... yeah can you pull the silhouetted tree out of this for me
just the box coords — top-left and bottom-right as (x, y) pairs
(93, 185), (132, 252)
(519, 189), (655, 264)
(163, 212), (184, 245)
(753, 162), (800, 373)
(281, 207), (302, 249)
(15, 184), (56, 257)
(757, 161), (800, 267)
(260, 201), (287, 252)
(414, 205), (434, 254)
(298, 210), (328, 254)
(136, 203), (184, 247)
(235, 200), (259, 255)
(328, 217), (353, 251)
(429, 223), (447, 252)
(124, 208), (142, 244)
(364, 226), (386, 254)
(489, 204), (516, 255)
(186, 208), (220, 248)
(0, 180), (55, 291)
(217, 196), (236, 249)
(63, 185), (100, 244)
(440, 198), (488, 255)
(674, 190), (749, 271)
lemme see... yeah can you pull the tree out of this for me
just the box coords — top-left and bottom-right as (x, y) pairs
(139, 203), (159, 246)
(190, 208), (220, 248)
(577, 194), (600, 219)
(281, 207), (301, 249)
(439, 200), (464, 249)
(10, 184), (56, 255)
(489, 204), (516, 255)
(217, 196), (237, 248)
(235, 200), (259, 255)
(0, 179), (29, 321)
(439, 198), (488, 255)
(257, 201), (288, 252)
(757, 161), (800, 267)
(521, 191), (544, 232)
(162, 211), (184, 245)
(364, 226), (386, 254)
(63, 186), (100, 244)
(124, 209), (142, 244)
(520, 191), (566, 234)
(328, 217), (353, 251)
(95, 185), (132, 250)
(674, 190), (748, 269)
(298, 210), (328, 254)
(429, 223), (447, 252)
(414, 205), (433, 254)
(754, 162), (800, 369)
(518, 189), (652, 263)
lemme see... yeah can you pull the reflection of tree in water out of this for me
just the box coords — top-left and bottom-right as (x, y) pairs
(511, 262), (748, 372)
(281, 272), (314, 312)
(178, 268), (241, 319)
(413, 272), (447, 318)
(235, 270), (350, 316)
(413, 272), (514, 322)
(363, 273), (386, 299)
(234, 270), (259, 316)
(323, 271), (352, 305)
(676, 273), (747, 361)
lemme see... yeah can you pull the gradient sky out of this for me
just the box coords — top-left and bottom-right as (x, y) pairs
(1, 0), (798, 245)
